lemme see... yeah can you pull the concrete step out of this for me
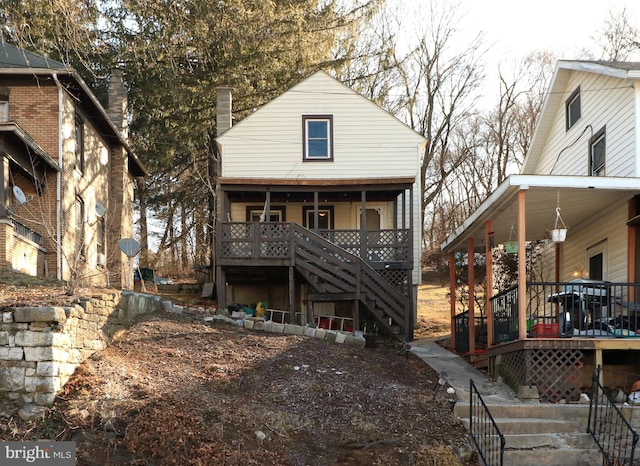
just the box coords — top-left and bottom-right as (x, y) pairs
(455, 402), (592, 428)
(463, 417), (579, 435)
(503, 448), (601, 466)
(456, 402), (604, 465)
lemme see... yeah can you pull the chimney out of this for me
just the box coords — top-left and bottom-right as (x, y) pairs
(108, 70), (128, 138)
(216, 86), (232, 136)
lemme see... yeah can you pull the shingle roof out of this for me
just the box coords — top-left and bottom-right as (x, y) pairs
(0, 42), (67, 70)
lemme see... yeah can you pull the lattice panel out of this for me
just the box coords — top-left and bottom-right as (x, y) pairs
(500, 349), (583, 403)
(221, 242), (252, 258)
(259, 242), (289, 258)
(259, 223), (290, 239)
(379, 269), (409, 295)
(223, 223), (253, 239)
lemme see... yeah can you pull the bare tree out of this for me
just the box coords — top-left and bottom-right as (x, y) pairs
(392, 2), (486, 235)
(594, 7), (640, 61)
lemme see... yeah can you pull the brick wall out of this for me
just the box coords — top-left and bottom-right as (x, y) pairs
(2, 75), (126, 287)
(0, 292), (162, 405)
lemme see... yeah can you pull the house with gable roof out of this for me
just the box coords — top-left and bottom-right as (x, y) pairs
(215, 71), (427, 341)
(0, 43), (146, 288)
(440, 60), (640, 402)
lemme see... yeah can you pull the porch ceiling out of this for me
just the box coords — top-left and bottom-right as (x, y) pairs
(441, 174), (640, 252)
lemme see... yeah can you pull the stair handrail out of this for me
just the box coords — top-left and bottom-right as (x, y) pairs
(588, 365), (639, 465)
(470, 379), (505, 466)
(292, 224), (408, 334)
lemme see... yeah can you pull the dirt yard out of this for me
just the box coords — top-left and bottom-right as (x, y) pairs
(0, 273), (475, 465)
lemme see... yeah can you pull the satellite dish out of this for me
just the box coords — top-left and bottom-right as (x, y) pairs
(95, 202), (106, 218)
(118, 238), (141, 258)
(13, 186), (27, 205)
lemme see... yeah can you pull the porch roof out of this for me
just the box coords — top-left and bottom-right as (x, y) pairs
(441, 174), (640, 252)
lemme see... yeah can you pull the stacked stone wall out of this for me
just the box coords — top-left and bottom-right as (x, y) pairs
(0, 291), (162, 405)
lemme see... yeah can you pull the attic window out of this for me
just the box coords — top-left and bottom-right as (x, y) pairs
(590, 126), (606, 176)
(566, 87), (581, 130)
(303, 115), (333, 161)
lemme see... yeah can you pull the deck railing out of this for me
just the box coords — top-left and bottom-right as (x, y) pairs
(219, 222), (410, 262)
(12, 219), (43, 245)
(488, 281), (640, 345)
(588, 365), (639, 465)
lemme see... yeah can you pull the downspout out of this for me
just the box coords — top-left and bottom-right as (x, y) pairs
(53, 73), (63, 281)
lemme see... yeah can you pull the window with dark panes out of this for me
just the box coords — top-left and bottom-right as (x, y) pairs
(75, 113), (84, 172)
(590, 127), (605, 176)
(303, 115), (333, 160)
(566, 87), (581, 130)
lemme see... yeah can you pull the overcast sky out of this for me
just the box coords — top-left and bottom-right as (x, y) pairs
(457, 0), (640, 60)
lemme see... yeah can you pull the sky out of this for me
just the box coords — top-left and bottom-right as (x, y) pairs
(457, 0), (640, 59)
(401, 0), (640, 106)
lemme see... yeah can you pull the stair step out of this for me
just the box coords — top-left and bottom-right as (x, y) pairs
(504, 432), (596, 450)
(502, 448), (601, 466)
(463, 418), (578, 435)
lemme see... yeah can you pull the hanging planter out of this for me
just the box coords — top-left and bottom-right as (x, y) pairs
(550, 206), (567, 243)
(550, 228), (567, 243)
(505, 222), (518, 254)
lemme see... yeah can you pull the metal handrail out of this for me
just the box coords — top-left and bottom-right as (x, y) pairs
(470, 379), (505, 466)
(588, 365), (639, 465)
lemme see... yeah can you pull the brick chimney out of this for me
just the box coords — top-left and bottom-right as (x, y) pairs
(108, 70), (128, 138)
(216, 86), (232, 136)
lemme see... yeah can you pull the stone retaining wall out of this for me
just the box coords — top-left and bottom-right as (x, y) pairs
(0, 291), (162, 406)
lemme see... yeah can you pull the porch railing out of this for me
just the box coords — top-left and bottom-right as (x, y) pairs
(488, 281), (640, 345)
(470, 379), (505, 466)
(12, 219), (43, 245)
(588, 365), (639, 465)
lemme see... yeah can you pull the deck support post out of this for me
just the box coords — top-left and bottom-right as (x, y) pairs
(216, 266), (226, 311)
(289, 265), (296, 324)
(595, 349), (603, 387)
(352, 300), (359, 334)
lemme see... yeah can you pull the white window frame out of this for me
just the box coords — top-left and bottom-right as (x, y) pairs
(303, 115), (333, 161)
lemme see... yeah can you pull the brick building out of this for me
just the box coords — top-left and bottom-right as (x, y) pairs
(0, 44), (146, 288)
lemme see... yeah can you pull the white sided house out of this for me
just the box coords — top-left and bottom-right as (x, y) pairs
(215, 71), (426, 341)
(441, 61), (640, 402)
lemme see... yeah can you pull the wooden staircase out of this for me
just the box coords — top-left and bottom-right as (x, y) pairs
(292, 225), (410, 340)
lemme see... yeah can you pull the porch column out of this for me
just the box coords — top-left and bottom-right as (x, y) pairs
(401, 190), (406, 229)
(449, 252), (456, 352)
(518, 188), (528, 340)
(0, 157), (8, 217)
(468, 237), (475, 355)
(486, 221), (494, 347)
(289, 266), (296, 324)
(360, 191), (367, 259)
(264, 190), (271, 221)
(313, 191), (319, 232)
